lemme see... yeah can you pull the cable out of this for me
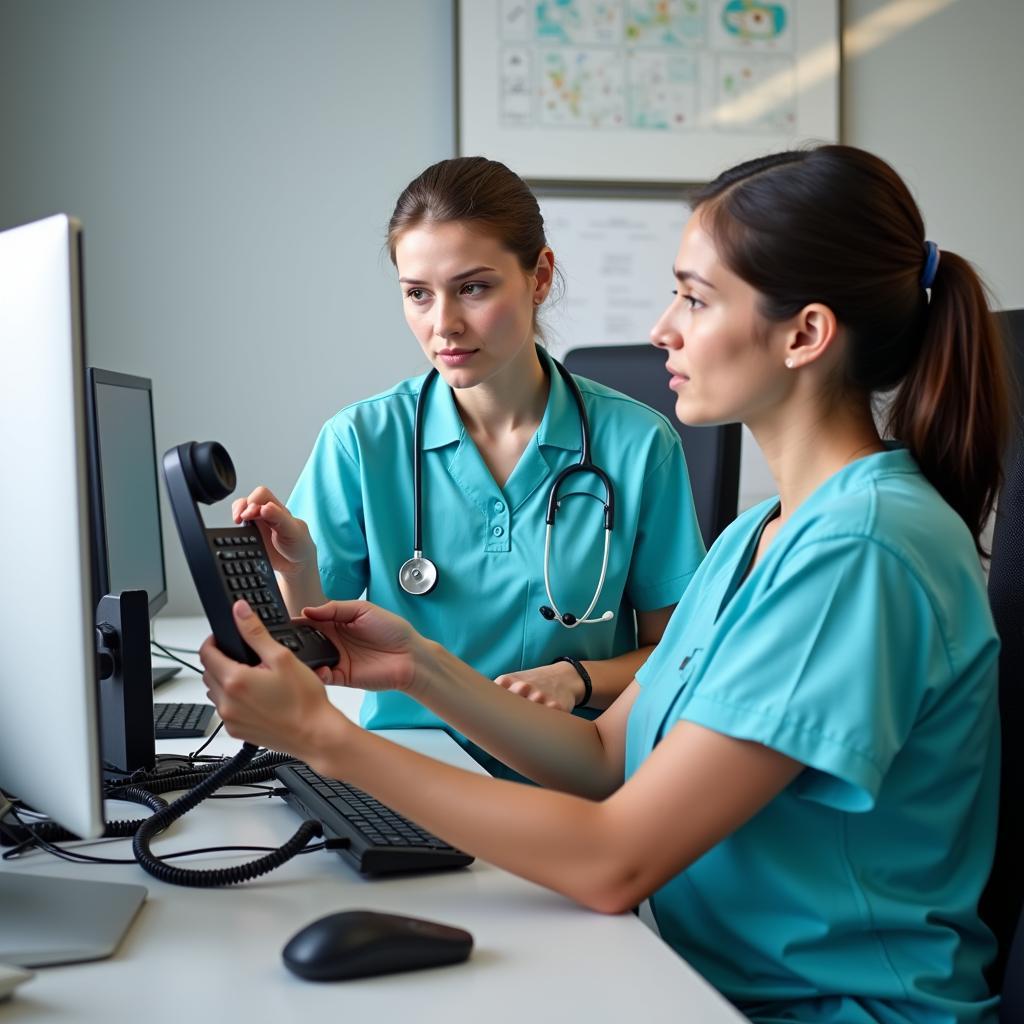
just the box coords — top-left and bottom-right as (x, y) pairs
(2, 748), (319, 886)
(149, 640), (202, 674)
(154, 642), (200, 655)
(188, 719), (224, 759)
(1, 787), (166, 851)
(132, 742), (322, 887)
(104, 748), (294, 798)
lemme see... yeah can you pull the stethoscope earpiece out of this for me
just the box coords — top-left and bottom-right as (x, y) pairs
(400, 347), (616, 630)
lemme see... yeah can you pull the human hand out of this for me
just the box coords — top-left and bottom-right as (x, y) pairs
(494, 661), (582, 713)
(299, 600), (426, 696)
(231, 485), (315, 579)
(199, 600), (351, 761)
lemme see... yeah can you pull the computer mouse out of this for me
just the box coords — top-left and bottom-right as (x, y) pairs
(282, 909), (473, 981)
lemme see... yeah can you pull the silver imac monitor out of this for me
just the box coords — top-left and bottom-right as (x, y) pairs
(0, 214), (145, 967)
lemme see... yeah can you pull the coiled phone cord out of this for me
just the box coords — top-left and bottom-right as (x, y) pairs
(105, 748), (296, 798)
(1, 751), (297, 848)
(0, 787), (168, 846)
(133, 742), (322, 888)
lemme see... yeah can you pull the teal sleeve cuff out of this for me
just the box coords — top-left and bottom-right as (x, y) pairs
(629, 567), (699, 612)
(681, 691), (882, 812)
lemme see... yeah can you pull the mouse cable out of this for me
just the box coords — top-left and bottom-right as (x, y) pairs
(133, 741), (322, 887)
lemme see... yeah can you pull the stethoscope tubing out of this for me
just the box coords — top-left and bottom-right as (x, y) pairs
(402, 348), (616, 626)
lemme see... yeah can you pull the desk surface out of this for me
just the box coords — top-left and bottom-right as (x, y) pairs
(0, 617), (744, 1023)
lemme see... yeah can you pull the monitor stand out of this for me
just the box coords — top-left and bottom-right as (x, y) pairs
(97, 590), (189, 778)
(0, 872), (145, 967)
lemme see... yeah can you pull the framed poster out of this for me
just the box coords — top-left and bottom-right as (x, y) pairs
(457, 0), (839, 183)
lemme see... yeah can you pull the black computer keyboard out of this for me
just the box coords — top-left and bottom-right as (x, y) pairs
(274, 762), (474, 876)
(153, 701), (215, 739)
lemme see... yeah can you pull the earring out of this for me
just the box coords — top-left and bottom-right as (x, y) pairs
(785, 358), (794, 368)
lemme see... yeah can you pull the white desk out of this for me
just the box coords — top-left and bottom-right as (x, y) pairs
(0, 617), (744, 1023)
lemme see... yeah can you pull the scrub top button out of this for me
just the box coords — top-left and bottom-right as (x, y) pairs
(492, 525), (504, 537)
(494, 501), (505, 513)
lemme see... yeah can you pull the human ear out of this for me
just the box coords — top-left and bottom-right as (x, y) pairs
(782, 303), (838, 370)
(532, 247), (555, 305)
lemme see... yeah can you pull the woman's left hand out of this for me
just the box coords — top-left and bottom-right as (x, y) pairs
(494, 661), (582, 713)
(199, 600), (351, 761)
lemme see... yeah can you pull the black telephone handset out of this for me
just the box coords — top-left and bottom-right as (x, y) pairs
(162, 441), (339, 671)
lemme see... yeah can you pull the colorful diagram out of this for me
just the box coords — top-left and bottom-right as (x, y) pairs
(494, 0), (807, 134)
(535, 0), (623, 46)
(709, 0), (794, 51)
(721, 0), (787, 42)
(539, 49), (627, 128)
(624, 0), (707, 47)
(627, 52), (699, 130)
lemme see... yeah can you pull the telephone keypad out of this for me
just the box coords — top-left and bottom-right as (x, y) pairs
(212, 534), (288, 628)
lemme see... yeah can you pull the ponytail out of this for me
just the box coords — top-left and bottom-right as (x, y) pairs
(887, 254), (1011, 553)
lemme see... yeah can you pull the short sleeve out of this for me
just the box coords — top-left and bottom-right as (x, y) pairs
(287, 420), (368, 599)
(626, 434), (706, 611)
(678, 537), (948, 811)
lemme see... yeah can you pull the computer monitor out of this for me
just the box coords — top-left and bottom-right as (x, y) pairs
(0, 213), (145, 967)
(86, 368), (179, 686)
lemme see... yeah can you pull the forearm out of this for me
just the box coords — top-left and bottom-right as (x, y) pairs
(411, 641), (621, 798)
(278, 565), (328, 617)
(576, 645), (655, 710)
(311, 723), (634, 913)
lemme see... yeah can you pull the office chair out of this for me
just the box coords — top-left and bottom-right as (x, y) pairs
(563, 344), (741, 549)
(981, 308), (1024, 1020)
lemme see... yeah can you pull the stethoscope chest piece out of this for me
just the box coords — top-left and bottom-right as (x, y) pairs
(399, 553), (438, 596)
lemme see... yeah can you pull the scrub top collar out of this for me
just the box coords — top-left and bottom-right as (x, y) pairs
(418, 348), (584, 454)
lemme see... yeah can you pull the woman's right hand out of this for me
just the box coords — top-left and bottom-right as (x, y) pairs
(301, 600), (429, 696)
(232, 485), (315, 579)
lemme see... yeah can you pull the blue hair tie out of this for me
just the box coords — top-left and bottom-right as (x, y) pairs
(921, 240), (940, 289)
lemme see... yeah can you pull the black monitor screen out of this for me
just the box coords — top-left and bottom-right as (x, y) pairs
(88, 369), (167, 615)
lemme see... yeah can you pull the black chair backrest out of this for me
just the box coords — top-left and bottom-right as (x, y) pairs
(982, 309), (1024, 1017)
(563, 344), (741, 549)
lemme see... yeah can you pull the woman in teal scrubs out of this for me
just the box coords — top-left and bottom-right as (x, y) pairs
(202, 145), (1010, 1023)
(233, 157), (705, 773)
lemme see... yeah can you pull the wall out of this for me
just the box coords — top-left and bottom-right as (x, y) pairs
(0, 0), (1020, 612)
(0, 0), (453, 613)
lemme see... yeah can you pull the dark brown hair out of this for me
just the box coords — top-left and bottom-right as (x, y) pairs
(692, 145), (1010, 551)
(387, 156), (548, 273)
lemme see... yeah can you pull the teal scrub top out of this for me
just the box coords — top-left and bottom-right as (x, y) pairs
(630, 449), (999, 1024)
(289, 350), (705, 738)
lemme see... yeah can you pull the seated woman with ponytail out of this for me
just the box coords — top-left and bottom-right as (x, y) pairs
(199, 145), (1010, 1024)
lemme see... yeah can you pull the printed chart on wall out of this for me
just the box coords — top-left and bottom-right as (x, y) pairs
(458, 0), (839, 182)
(538, 195), (688, 358)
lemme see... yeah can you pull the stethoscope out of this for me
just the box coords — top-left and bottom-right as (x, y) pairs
(398, 350), (616, 629)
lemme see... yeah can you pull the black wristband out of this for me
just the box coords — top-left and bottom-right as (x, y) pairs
(552, 655), (592, 709)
